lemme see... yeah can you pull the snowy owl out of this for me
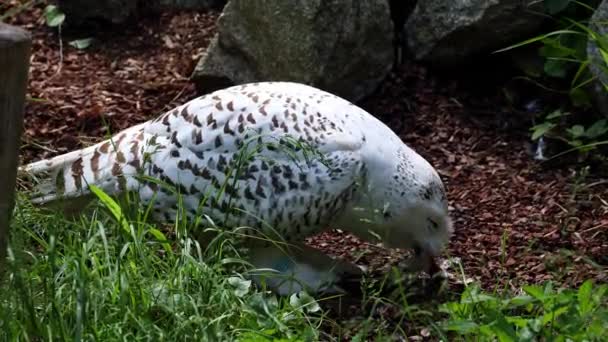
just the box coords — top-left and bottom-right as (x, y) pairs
(21, 82), (452, 295)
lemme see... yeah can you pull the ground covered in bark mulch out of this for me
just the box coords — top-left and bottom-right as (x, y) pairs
(4, 0), (607, 329)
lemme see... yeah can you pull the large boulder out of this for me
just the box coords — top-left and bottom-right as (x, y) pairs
(405, 0), (545, 66)
(192, 0), (393, 102)
(57, 0), (225, 25)
(587, 0), (608, 118)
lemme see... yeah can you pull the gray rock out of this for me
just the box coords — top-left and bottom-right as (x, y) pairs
(587, 0), (608, 118)
(192, 0), (393, 102)
(405, 0), (545, 66)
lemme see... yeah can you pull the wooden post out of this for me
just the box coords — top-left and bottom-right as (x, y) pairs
(0, 23), (31, 266)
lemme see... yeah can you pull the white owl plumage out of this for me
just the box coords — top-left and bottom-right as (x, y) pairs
(21, 82), (452, 295)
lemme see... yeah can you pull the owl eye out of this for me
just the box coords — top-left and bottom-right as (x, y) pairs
(427, 218), (439, 230)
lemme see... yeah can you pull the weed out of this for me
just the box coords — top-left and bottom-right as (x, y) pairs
(496, 0), (608, 159)
(0, 192), (324, 340)
(439, 280), (608, 341)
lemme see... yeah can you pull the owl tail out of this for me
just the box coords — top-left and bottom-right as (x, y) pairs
(19, 124), (147, 212)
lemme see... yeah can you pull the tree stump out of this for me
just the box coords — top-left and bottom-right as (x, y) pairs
(0, 23), (31, 266)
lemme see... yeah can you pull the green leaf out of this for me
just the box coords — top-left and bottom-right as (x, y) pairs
(69, 38), (93, 50)
(461, 293), (499, 305)
(524, 285), (546, 300)
(541, 305), (569, 325)
(539, 39), (577, 58)
(529, 317), (543, 333)
(494, 30), (583, 54)
(546, 109), (567, 119)
(518, 326), (535, 340)
(148, 228), (172, 254)
(289, 291), (320, 313)
(89, 185), (130, 234)
(570, 60), (591, 89)
(531, 122), (556, 140)
(544, 59), (568, 78)
(544, 0), (572, 15)
(592, 284), (608, 304)
(569, 87), (591, 107)
(567, 125), (585, 137)
(228, 276), (251, 297)
(442, 320), (479, 333)
(490, 315), (518, 342)
(568, 139), (584, 147)
(567, 33), (590, 60)
(44, 5), (65, 27)
(578, 280), (593, 315)
(506, 295), (536, 308)
(584, 119), (608, 139)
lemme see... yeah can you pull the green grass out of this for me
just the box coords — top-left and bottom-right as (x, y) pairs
(2, 190), (606, 341)
(0, 192), (324, 341)
(440, 281), (608, 341)
(3, 132), (606, 340)
(0, 131), (343, 341)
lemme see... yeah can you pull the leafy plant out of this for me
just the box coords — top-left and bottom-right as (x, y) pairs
(531, 109), (608, 152)
(439, 280), (608, 341)
(497, 1), (595, 105)
(69, 38), (94, 50)
(43, 4), (94, 50)
(1, 128), (337, 340)
(43, 4), (65, 27)
(496, 0), (608, 157)
(0, 186), (323, 340)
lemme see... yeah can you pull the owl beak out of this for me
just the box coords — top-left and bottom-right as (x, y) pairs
(410, 243), (440, 276)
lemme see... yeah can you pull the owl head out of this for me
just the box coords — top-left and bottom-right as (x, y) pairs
(340, 148), (453, 275)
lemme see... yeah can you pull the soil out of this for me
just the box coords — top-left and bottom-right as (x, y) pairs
(3, 1), (607, 339)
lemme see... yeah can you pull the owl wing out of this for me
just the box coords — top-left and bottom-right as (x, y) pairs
(137, 82), (368, 240)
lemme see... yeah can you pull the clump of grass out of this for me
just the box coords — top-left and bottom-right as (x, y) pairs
(4, 191), (604, 341)
(3, 129), (606, 341)
(0, 129), (339, 341)
(0, 190), (323, 341)
(439, 280), (608, 341)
